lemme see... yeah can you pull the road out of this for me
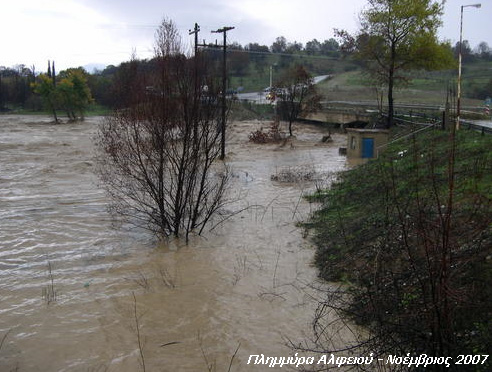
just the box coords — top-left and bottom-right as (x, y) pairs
(461, 119), (492, 133)
(237, 75), (331, 103)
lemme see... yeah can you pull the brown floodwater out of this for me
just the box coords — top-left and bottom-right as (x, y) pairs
(0, 115), (347, 371)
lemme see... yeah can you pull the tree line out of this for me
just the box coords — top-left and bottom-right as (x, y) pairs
(1, 34), (491, 115)
(0, 61), (91, 119)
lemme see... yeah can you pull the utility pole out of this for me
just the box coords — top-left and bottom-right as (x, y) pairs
(212, 26), (234, 160)
(456, 3), (481, 131)
(189, 23), (200, 56)
(189, 23), (201, 145)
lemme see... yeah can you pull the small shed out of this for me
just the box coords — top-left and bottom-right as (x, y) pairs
(346, 128), (389, 159)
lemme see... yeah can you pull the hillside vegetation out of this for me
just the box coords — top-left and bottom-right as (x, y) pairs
(316, 61), (492, 108)
(2, 37), (491, 115)
(304, 128), (492, 369)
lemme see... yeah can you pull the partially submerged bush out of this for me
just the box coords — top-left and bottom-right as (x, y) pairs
(249, 120), (283, 143)
(271, 165), (316, 183)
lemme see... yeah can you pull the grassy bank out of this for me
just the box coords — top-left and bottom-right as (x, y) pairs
(316, 59), (491, 107)
(305, 128), (492, 369)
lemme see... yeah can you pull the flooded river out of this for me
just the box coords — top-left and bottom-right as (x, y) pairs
(0, 115), (346, 371)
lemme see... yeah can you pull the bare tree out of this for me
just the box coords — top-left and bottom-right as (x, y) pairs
(95, 19), (229, 242)
(154, 17), (183, 57)
(275, 65), (322, 137)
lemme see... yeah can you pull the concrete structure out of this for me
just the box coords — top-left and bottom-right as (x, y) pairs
(346, 128), (389, 159)
(304, 111), (372, 125)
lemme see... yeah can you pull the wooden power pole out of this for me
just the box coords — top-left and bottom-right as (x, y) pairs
(192, 23), (234, 160)
(189, 23), (200, 56)
(212, 26), (234, 160)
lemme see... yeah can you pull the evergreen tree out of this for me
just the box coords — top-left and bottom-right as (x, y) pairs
(52, 61), (56, 87)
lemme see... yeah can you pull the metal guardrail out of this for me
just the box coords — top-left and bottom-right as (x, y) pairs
(460, 120), (492, 135)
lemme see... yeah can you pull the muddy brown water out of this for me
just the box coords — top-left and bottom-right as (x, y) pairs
(0, 115), (347, 371)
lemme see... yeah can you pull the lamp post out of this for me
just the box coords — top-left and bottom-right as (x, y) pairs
(269, 63), (277, 90)
(456, 3), (481, 130)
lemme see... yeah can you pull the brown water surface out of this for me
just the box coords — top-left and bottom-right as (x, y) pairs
(0, 115), (347, 371)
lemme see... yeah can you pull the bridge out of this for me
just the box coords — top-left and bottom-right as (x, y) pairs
(303, 107), (373, 125)
(237, 88), (492, 131)
(302, 101), (445, 125)
(304, 101), (492, 131)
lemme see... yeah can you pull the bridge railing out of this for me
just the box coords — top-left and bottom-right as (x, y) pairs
(460, 120), (492, 135)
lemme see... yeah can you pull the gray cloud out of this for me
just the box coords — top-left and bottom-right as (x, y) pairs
(3, 0), (490, 70)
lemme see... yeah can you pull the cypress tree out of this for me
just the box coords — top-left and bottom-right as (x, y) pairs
(52, 61), (56, 86)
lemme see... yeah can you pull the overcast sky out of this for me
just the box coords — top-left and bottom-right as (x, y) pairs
(2, 0), (491, 72)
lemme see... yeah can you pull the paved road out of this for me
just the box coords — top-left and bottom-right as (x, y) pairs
(469, 120), (492, 129)
(237, 75), (331, 103)
(461, 119), (492, 133)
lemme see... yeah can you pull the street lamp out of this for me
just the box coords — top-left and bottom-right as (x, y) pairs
(269, 63), (277, 89)
(456, 3), (481, 130)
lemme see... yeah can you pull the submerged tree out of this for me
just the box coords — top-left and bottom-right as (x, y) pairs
(32, 66), (93, 121)
(275, 65), (322, 136)
(57, 68), (93, 120)
(32, 73), (59, 122)
(95, 18), (229, 241)
(337, 0), (454, 127)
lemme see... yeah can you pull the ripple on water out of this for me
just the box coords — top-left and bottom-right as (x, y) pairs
(0, 115), (348, 371)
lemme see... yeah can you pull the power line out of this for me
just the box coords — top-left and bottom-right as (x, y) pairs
(205, 47), (341, 61)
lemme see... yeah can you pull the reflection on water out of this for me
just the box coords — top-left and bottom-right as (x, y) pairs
(0, 116), (346, 371)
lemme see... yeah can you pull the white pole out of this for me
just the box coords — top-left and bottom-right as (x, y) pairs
(456, 3), (481, 131)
